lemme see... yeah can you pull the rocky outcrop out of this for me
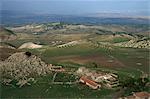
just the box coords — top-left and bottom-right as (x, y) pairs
(0, 52), (51, 87)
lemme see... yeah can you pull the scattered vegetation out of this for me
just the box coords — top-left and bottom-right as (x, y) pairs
(119, 74), (149, 96)
(0, 23), (149, 98)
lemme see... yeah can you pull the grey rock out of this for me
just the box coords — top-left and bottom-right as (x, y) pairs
(0, 52), (51, 87)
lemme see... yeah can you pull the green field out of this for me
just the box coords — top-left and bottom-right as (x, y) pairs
(1, 73), (116, 98)
(2, 43), (149, 98)
(1, 24), (149, 98)
(25, 43), (149, 74)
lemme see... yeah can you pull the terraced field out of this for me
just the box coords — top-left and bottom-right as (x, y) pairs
(27, 43), (149, 73)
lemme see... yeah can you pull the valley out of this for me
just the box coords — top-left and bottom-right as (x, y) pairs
(0, 22), (149, 98)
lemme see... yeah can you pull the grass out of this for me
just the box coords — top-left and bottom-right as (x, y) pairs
(0, 28), (16, 35)
(1, 31), (149, 98)
(1, 75), (115, 98)
(111, 37), (130, 43)
(88, 34), (131, 43)
(0, 63), (143, 98)
(3, 45), (141, 98)
(54, 72), (76, 82)
(25, 42), (149, 73)
(1, 64), (143, 98)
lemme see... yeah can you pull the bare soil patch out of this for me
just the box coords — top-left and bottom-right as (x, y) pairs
(51, 54), (125, 67)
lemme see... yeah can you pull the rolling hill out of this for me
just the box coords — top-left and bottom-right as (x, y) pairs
(0, 27), (16, 41)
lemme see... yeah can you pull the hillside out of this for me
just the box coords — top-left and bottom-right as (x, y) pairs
(0, 42), (16, 49)
(1, 23), (149, 98)
(0, 27), (16, 41)
(0, 52), (51, 87)
(18, 42), (43, 49)
(114, 38), (150, 49)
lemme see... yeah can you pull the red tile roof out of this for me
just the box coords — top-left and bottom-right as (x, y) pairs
(80, 76), (98, 87)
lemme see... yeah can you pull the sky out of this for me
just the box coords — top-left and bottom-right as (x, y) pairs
(1, 0), (150, 16)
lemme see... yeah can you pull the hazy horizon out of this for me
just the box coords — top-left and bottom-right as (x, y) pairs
(1, 0), (150, 16)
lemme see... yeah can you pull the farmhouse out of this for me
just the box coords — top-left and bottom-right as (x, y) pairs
(79, 76), (101, 89)
(76, 67), (118, 88)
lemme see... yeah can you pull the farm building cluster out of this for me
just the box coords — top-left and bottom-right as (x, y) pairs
(76, 67), (119, 89)
(47, 64), (119, 90)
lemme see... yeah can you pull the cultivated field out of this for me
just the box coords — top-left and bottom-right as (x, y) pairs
(0, 23), (149, 98)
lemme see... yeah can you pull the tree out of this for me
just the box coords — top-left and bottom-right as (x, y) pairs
(119, 75), (149, 95)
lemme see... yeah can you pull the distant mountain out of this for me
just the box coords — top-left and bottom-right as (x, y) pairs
(1, 10), (149, 26)
(83, 12), (150, 19)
